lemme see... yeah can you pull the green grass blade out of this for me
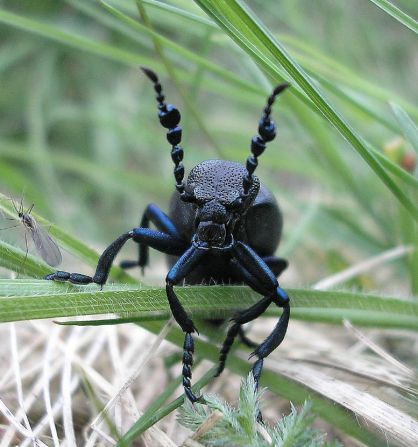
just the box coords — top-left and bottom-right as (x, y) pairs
(0, 7), (265, 106)
(367, 0), (418, 34)
(0, 241), (52, 278)
(0, 281), (417, 330)
(0, 140), (170, 199)
(134, 0), (224, 156)
(111, 0), (217, 28)
(118, 366), (217, 446)
(193, 0), (418, 222)
(0, 7), (151, 66)
(97, 0), (259, 95)
(278, 33), (418, 119)
(55, 315), (166, 325)
(390, 102), (418, 154)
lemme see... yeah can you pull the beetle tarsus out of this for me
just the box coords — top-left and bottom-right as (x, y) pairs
(119, 260), (138, 269)
(182, 332), (202, 403)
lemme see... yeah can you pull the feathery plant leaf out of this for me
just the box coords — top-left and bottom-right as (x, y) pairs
(178, 374), (341, 446)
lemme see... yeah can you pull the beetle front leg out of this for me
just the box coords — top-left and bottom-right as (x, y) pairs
(166, 245), (207, 403)
(262, 255), (288, 277)
(45, 229), (187, 287)
(120, 203), (182, 272)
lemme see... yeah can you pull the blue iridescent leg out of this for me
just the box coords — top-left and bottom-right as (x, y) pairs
(166, 246), (207, 403)
(262, 255), (288, 277)
(217, 242), (290, 394)
(120, 203), (182, 272)
(45, 228), (187, 287)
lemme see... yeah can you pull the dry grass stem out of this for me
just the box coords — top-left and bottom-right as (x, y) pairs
(313, 245), (413, 290)
(268, 358), (418, 447)
(343, 320), (414, 376)
(91, 318), (173, 431)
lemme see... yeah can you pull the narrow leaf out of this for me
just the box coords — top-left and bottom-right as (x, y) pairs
(367, 0), (418, 34)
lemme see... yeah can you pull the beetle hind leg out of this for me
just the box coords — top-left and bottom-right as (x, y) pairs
(216, 296), (271, 376)
(238, 326), (258, 349)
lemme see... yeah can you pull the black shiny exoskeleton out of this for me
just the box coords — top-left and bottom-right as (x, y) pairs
(45, 68), (291, 407)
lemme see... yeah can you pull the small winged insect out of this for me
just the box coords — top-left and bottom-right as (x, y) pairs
(7, 199), (62, 267)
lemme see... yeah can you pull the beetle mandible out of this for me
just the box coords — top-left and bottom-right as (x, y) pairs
(45, 67), (291, 404)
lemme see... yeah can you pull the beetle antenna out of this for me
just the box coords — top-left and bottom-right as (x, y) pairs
(243, 82), (290, 195)
(141, 67), (185, 195)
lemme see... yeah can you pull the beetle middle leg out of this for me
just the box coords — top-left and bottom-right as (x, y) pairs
(217, 242), (290, 394)
(120, 203), (181, 273)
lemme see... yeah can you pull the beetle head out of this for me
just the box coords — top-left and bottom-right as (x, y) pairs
(182, 160), (260, 247)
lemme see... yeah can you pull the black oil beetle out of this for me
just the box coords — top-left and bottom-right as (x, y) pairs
(46, 67), (290, 405)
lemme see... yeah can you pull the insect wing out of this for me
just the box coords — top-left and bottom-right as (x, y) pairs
(29, 221), (62, 267)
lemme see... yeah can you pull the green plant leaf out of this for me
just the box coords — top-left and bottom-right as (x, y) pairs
(0, 241), (52, 278)
(367, 0), (418, 34)
(1, 281), (417, 330)
(390, 102), (418, 154)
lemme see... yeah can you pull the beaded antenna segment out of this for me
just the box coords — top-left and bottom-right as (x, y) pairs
(243, 83), (290, 195)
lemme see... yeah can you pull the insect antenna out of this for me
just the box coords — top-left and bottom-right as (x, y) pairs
(141, 67), (186, 196)
(243, 82), (290, 195)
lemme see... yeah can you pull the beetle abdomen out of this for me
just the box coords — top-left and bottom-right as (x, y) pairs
(241, 184), (283, 256)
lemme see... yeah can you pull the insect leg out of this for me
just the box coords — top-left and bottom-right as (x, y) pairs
(228, 256), (286, 350)
(236, 254), (288, 350)
(237, 327), (258, 349)
(120, 203), (182, 272)
(45, 229), (187, 286)
(217, 258), (273, 374)
(216, 294), (271, 377)
(226, 242), (290, 396)
(166, 245), (207, 403)
(16, 231), (30, 279)
(262, 255), (288, 277)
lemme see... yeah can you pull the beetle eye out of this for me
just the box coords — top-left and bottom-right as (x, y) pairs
(180, 192), (196, 203)
(228, 198), (243, 210)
